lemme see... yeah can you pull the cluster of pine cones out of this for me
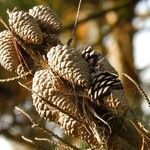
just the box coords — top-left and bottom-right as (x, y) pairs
(0, 5), (129, 148)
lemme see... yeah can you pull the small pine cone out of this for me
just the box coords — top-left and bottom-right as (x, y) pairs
(16, 64), (27, 76)
(16, 64), (32, 79)
(47, 45), (90, 87)
(88, 71), (128, 116)
(0, 30), (20, 72)
(7, 9), (43, 44)
(29, 5), (62, 34)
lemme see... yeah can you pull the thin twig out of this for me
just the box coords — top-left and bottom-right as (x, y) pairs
(0, 71), (31, 83)
(34, 126), (79, 150)
(15, 106), (35, 124)
(0, 17), (10, 30)
(22, 136), (35, 145)
(13, 38), (30, 72)
(130, 120), (150, 150)
(34, 137), (53, 144)
(67, 0), (82, 46)
(123, 73), (150, 107)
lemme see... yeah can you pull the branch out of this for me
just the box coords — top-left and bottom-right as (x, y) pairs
(123, 73), (150, 107)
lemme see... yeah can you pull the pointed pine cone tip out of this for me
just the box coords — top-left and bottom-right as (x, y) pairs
(6, 9), (10, 14)
(6, 7), (19, 15)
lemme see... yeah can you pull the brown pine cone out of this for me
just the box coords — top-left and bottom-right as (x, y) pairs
(81, 46), (129, 116)
(29, 5), (62, 34)
(31, 69), (105, 147)
(0, 30), (20, 72)
(88, 71), (122, 101)
(81, 46), (99, 68)
(88, 71), (128, 117)
(7, 8), (43, 44)
(32, 69), (80, 118)
(47, 45), (90, 87)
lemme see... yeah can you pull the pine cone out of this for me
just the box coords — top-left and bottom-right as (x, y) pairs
(29, 5), (62, 34)
(103, 89), (129, 117)
(0, 30), (20, 72)
(88, 71), (128, 116)
(32, 69), (80, 118)
(34, 98), (60, 122)
(47, 45), (90, 87)
(32, 69), (103, 147)
(16, 64), (26, 76)
(81, 47), (129, 116)
(7, 8), (43, 44)
(88, 71), (122, 101)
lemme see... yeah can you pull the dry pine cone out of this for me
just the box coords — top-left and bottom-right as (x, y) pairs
(81, 46), (129, 116)
(47, 45), (90, 87)
(29, 5), (62, 34)
(0, 30), (20, 72)
(7, 8), (43, 44)
(32, 69), (80, 118)
(88, 71), (128, 116)
(32, 69), (104, 147)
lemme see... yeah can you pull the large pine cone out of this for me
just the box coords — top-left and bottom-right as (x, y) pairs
(0, 30), (20, 72)
(31, 69), (106, 147)
(47, 45), (90, 87)
(29, 5), (62, 34)
(57, 113), (104, 147)
(7, 8), (43, 44)
(32, 69), (80, 119)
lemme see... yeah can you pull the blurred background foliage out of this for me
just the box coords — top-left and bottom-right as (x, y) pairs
(0, 0), (149, 149)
